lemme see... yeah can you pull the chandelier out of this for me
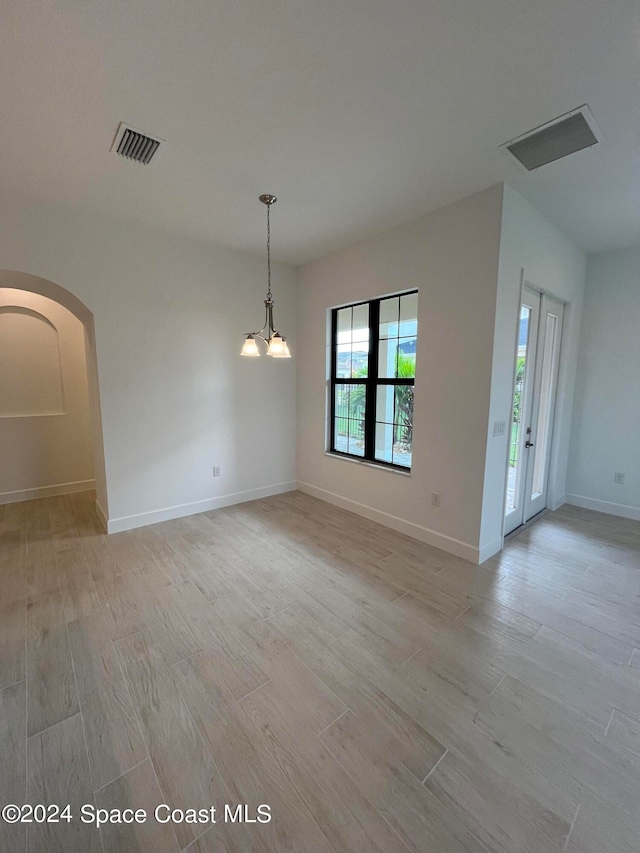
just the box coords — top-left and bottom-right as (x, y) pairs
(241, 194), (291, 358)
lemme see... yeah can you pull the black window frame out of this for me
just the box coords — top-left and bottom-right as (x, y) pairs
(329, 290), (417, 471)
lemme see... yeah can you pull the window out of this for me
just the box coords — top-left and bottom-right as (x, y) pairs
(330, 291), (417, 470)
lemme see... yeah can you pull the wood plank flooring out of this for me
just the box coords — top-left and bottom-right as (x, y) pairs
(1, 490), (639, 851)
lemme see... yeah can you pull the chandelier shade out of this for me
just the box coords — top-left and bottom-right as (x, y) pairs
(241, 334), (260, 357)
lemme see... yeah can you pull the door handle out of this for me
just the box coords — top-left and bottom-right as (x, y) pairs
(525, 426), (533, 448)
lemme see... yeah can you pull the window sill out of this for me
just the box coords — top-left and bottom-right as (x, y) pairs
(324, 451), (411, 476)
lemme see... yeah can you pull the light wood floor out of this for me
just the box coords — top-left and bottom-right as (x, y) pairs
(1, 491), (640, 852)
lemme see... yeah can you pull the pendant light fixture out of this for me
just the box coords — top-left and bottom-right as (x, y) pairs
(241, 194), (291, 358)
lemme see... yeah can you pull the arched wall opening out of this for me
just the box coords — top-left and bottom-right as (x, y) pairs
(0, 270), (108, 523)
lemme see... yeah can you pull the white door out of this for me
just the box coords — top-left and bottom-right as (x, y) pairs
(504, 288), (564, 535)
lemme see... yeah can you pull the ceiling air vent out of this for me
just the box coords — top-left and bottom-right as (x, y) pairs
(110, 122), (165, 165)
(501, 106), (601, 171)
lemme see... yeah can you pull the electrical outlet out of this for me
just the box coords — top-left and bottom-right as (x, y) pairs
(432, 492), (441, 507)
(213, 466), (221, 477)
(614, 472), (625, 485)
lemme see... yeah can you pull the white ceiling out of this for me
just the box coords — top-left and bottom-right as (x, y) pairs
(1, 0), (639, 264)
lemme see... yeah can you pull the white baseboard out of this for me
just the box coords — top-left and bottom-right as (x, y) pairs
(297, 480), (479, 563)
(478, 536), (503, 564)
(0, 479), (96, 506)
(95, 500), (108, 533)
(106, 481), (297, 534)
(549, 493), (567, 512)
(566, 493), (640, 522)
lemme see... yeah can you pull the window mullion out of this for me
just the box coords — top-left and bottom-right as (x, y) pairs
(330, 308), (337, 452)
(365, 299), (380, 461)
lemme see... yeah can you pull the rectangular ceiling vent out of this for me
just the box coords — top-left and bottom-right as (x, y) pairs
(501, 106), (601, 171)
(110, 122), (165, 165)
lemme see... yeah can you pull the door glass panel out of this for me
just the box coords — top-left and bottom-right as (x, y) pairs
(506, 306), (530, 515)
(531, 314), (558, 498)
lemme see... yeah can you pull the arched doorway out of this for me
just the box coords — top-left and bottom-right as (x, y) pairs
(0, 270), (108, 524)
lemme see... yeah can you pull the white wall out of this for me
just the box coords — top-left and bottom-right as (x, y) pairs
(0, 199), (297, 531)
(0, 289), (94, 502)
(296, 185), (504, 562)
(567, 246), (640, 520)
(479, 185), (587, 558)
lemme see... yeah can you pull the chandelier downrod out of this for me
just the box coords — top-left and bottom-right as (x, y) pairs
(259, 194), (276, 302)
